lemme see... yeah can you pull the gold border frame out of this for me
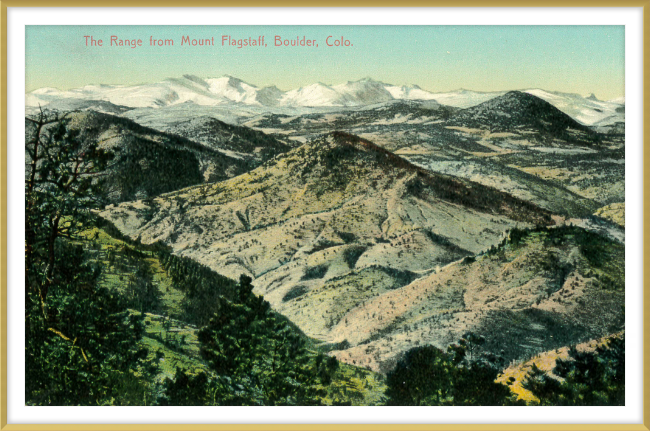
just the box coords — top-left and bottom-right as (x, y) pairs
(0, 3), (647, 430)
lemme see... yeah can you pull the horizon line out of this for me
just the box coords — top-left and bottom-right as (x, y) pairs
(26, 74), (625, 101)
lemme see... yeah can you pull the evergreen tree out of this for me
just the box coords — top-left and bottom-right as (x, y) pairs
(385, 346), (455, 405)
(25, 111), (157, 405)
(197, 275), (323, 405)
(522, 335), (625, 406)
(158, 368), (211, 406)
(25, 110), (110, 306)
(25, 242), (157, 405)
(126, 261), (163, 313)
(385, 333), (518, 406)
(157, 251), (236, 325)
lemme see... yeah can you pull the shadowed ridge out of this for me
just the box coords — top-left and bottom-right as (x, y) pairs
(330, 130), (423, 173)
(326, 131), (555, 226)
(449, 91), (599, 142)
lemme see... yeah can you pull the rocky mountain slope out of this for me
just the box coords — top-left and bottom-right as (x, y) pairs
(327, 226), (624, 372)
(246, 92), (624, 218)
(139, 115), (289, 163)
(99, 131), (557, 341)
(98, 131), (624, 374)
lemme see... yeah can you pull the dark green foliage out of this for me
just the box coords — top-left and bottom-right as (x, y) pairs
(461, 255), (476, 265)
(337, 231), (357, 244)
(63, 111), (240, 203)
(472, 308), (589, 365)
(25, 112), (158, 405)
(503, 225), (620, 257)
(385, 333), (519, 406)
(494, 225), (625, 291)
(316, 339), (351, 353)
(523, 335), (625, 406)
(25, 242), (158, 405)
(157, 251), (237, 326)
(165, 116), (289, 163)
(282, 284), (309, 302)
(25, 112), (111, 302)
(159, 368), (268, 406)
(365, 265), (419, 288)
(125, 261), (163, 313)
(314, 353), (340, 385)
(301, 264), (329, 281)
(108, 135), (203, 202)
(342, 246), (367, 269)
(158, 368), (211, 406)
(197, 275), (324, 405)
(578, 234), (610, 268)
(386, 346), (454, 406)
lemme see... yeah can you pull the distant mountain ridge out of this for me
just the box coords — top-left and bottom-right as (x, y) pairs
(25, 111), (274, 203)
(448, 91), (598, 140)
(26, 75), (624, 126)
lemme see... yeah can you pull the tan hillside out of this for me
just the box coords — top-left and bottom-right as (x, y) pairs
(101, 132), (555, 344)
(327, 227), (624, 373)
(594, 203), (625, 227)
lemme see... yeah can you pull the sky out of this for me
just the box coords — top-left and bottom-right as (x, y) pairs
(25, 25), (625, 100)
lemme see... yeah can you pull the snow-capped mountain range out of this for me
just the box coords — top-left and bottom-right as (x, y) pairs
(26, 75), (624, 127)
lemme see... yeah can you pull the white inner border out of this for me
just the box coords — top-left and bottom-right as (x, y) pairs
(7, 7), (643, 425)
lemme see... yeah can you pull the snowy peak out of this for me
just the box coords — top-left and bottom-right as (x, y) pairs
(279, 78), (430, 107)
(256, 85), (284, 106)
(25, 75), (623, 127)
(332, 78), (394, 105)
(279, 78), (396, 107)
(523, 89), (624, 127)
(204, 76), (260, 104)
(385, 84), (438, 101)
(280, 82), (340, 107)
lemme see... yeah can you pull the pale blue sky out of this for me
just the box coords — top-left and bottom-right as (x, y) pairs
(26, 25), (625, 100)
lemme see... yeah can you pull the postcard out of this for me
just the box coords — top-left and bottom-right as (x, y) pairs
(6, 6), (645, 428)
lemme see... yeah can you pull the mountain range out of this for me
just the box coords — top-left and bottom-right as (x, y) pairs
(25, 75), (626, 380)
(27, 75), (624, 128)
(99, 131), (624, 373)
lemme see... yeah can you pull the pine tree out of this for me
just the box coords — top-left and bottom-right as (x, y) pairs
(385, 334), (519, 406)
(25, 111), (157, 405)
(522, 335), (625, 406)
(197, 275), (323, 405)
